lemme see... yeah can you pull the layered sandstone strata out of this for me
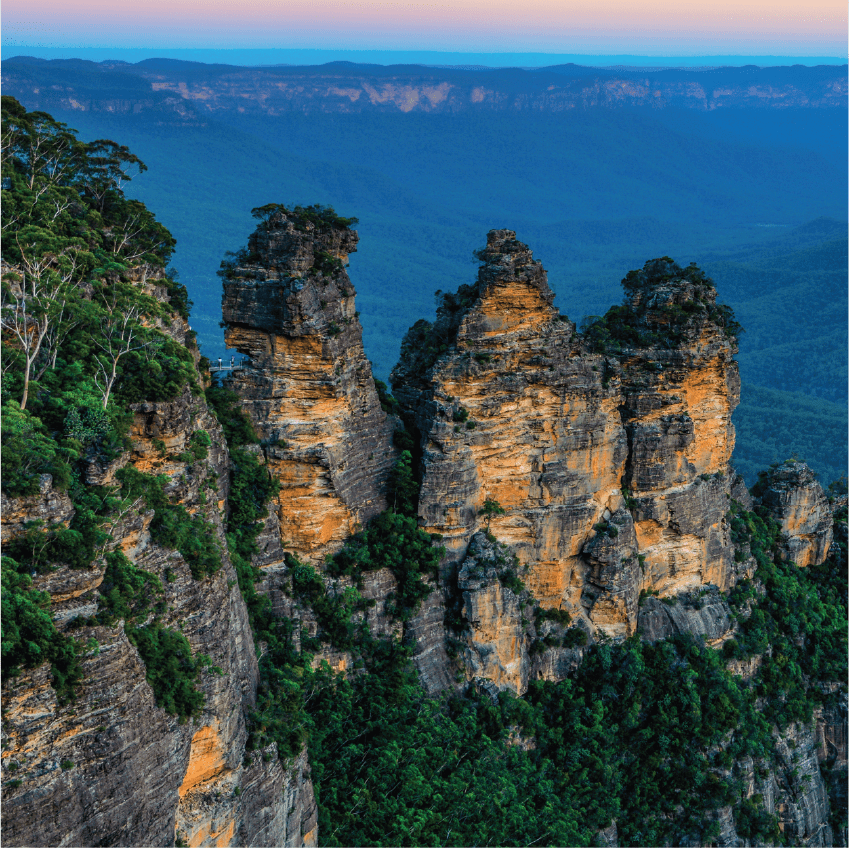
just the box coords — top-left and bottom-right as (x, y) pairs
(392, 232), (743, 691)
(614, 258), (741, 597)
(2, 313), (310, 847)
(755, 460), (834, 567)
(222, 208), (396, 563)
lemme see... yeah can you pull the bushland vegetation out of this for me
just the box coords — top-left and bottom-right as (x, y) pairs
(1, 97), (208, 717)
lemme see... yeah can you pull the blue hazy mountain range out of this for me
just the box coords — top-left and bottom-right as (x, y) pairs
(3, 56), (846, 484)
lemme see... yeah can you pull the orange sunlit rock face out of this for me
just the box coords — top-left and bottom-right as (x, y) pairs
(222, 208), (397, 564)
(392, 236), (746, 693)
(179, 725), (227, 798)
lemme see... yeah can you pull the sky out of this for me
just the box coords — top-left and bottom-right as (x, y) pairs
(3, 0), (846, 58)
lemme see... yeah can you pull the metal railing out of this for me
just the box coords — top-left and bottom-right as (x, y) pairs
(209, 358), (251, 373)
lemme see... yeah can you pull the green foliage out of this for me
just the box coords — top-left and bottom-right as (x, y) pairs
(63, 403), (124, 461)
(727, 502), (848, 727)
(314, 250), (344, 276)
(593, 520), (619, 538)
(4, 498), (110, 574)
(1, 556), (83, 702)
(393, 284), (480, 376)
(164, 268), (192, 321)
(2, 96), (174, 271)
(498, 566), (526, 595)
(228, 447), (278, 538)
(95, 550), (163, 626)
(327, 510), (444, 621)
(582, 258), (742, 354)
(126, 622), (207, 721)
(251, 202), (358, 232)
(479, 497), (506, 528)
(117, 467), (221, 580)
(373, 379), (400, 415)
(290, 557), (369, 650)
(112, 337), (197, 405)
(734, 795), (782, 843)
(1, 97), (186, 412)
(305, 632), (777, 847)
(1, 403), (71, 496)
(386, 450), (419, 517)
(204, 386), (259, 447)
(535, 606), (572, 627)
(561, 627), (589, 648)
(186, 429), (211, 461)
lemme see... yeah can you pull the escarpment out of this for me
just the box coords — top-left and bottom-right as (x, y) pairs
(1, 286), (313, 847)
(221, 206), (397, 564)
(390, 232), (748, 694)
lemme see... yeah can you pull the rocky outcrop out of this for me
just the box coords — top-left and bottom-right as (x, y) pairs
(756, 460), (833, 567)
(615, 259), (740, 597)
(1, 475), (75, 544)
(1, 315), (310, 847)
(455, 533), (533, 694)
(637, 584), (733, 644)
(222, 207), (397, 564)
(768, 720), (833, 847)
(391, 231), (742, 692)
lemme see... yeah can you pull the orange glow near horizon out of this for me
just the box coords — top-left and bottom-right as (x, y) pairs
(3, 0), (846, 53)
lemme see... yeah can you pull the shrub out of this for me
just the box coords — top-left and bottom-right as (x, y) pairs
(205, 386), (259, 447)
(387, 450), (419, 517)
(117, 467), (221, 579)
(96, 551), (163, 626)
(562, 627), (589, 648)
(188, 429), (211, 461)
(1, 403), (71, 497)
(327, 511), (444, 621)
(374, 379), (400, 415)
(498, 567), (526, 594)
(126, 622), (206, 720)
(536, 607), (572, 627)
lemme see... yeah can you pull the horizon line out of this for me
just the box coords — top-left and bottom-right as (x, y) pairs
(3, 45), (846, 69)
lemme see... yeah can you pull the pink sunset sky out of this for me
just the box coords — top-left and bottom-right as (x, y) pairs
(3, 0), (846, 55)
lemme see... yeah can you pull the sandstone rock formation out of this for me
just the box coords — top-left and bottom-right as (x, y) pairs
(755, 460), (834, 567)
(222, 207), (397, 564)
(391, 231), (742, 693)
(4, 211), (844, 847)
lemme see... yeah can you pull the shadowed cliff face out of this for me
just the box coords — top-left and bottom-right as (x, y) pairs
(222, 209), (397, 563)
(392, 232), (745, 692)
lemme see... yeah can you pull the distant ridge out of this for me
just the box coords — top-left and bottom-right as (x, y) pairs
(2, 45), (846, 68)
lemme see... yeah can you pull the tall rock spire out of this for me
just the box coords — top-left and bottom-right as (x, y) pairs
(222, 206), (397, 562)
